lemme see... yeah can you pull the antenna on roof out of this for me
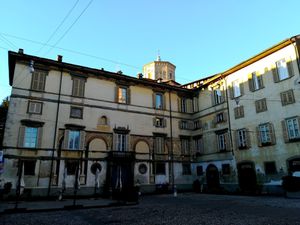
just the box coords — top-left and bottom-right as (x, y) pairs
(157, 49), (161, 61)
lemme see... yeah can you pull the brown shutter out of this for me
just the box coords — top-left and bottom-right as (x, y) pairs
(38, 72), (45, 91)
(152, 93), (156, 108)
(248, 73), (254, 92)
(281, 120), (289, 143)
(269, 123), (276, 145)
(63, 130), (70, 150)
(80, 131), (85, 150)
(163, 94), (167, 110)
(37, 127), (43, 149)
(163, 118), (167, 128)
(177, 98), (181, 112)
(18, 126), (25, 147)
(211, 90), (216, 106)
(272, 67), (279, 83)
(223, 111), (227, 122)
(229, 86), (234, 99)
(239, 82), (244, 96)
(225, 132), (230, 151)
(127, 88), (131, 104)
(287, 61), (294, 77)
(246, 128), (251, 148)
(256, 126), (262, 147)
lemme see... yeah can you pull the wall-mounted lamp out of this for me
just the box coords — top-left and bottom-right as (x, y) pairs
(29, 60), (34, 73)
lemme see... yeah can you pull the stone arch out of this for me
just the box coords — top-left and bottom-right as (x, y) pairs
(87, 136), (109, 159)
(98, 115), (108, 126)
(134, 140), (150, 160)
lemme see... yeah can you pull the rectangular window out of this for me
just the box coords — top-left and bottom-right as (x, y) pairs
(117, 134), (127, 151)
(182, 163), (191, 175)
(237, 128), (250, 149)
(28, 101), (42, 114)
(68, 130), (80, 150)
(31, 70), (47, 91)
(216, 112), (225, 123)
(259, 124), (271, 145)
(66, 160), (78, 175)
(232, 80), (241, 98)
(72, 77), (85, 97)
(194, 137), (203, 155)
(155, 93), (163, 109)
(181, 98), (187, 113)
(23, 160), (36, 175)
(222, 164), (230, 175)
(118, 87), (128, 104)
(249, 71), (264, 91)
(181, 138), (190, 155)
(178, 97), (193, 113)
(217, 133), (227, 151)
(24, 127), (38, 148)
(286, 118), (300, 140)
(70, 106), (83, 119)
(280, 90), (295, 106)
(154, 136), (165, 154)
(234, 106), (244, 119)
(155, 162), (166, 175)
(276, 59), (289, 80)
(196, 166), (203, 176)
(153, 117), (166, 128)
(264, 161), (277, 175)
(213, 89), (223, 105)
(255, 98), (267, 113)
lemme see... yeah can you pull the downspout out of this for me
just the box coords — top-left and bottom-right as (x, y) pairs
(223, 75), (234, 157)
(47, 55), (63, 197)
(290, 36), (300, 75)
(168, 90), (175, 195)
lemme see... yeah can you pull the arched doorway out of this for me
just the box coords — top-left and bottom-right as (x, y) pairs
(206, 164), (220, 191)
(237, 161), (257, 193)
(287, 156), (300, 174)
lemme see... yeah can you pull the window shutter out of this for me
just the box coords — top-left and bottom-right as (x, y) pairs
(38, 72), (45, 91)
(163, 95), (167, 110)
(234, 130), (239, 149)
(248, 73), (254, 92)
(188, 121), (193, 130)
(256, 126), (262, 147)
(220, 90), (225, 103)
(269, 123), (276, 145)
(288, 90), (295, 103)
(79, 79), (85, 97)
(240, 106), (244, 117)
(163, 118), (167, 128)
(18, 126), (25, 147)
(281, 120), (289, 143)
(272, 67), (279, 83)
(211, 116), (217, 128)
(239, 82), (244, 96)
(115, 86), (119, 102)
(127, 88), (131, 104)
(287, 61), (294, 77)
(152, 93), (156, 108)
(153, 117), (157, 126)
(246, 129), (251, 148)
(263, 99), (267, 111)
(80, 131), (85, 150)
(63, 130), (70, 150)
(257, 72), (264, 88)
(72, 78), (79, 96)
(223, 112), (227, 122)
(37, 127), (43, 149)
(229, 86), (234, 99)
(193, 97), (199, 111)
(225, 132), (230, 151)
(280, 92), (287, 105)
(177, 98), (182, 112)
(211, 91), (216, 106)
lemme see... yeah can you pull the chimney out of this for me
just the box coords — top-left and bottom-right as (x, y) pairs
(137, 73), (143, 79)
(18, 49), (24, 54)
(57, 55), (63, 62)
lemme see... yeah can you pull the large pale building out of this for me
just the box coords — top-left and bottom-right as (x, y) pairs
(1, 35), (300, 197)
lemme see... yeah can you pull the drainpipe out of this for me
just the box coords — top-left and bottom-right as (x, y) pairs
(290, 36), (300, 75)
(168, 90), (175, 196)
(47, 55), (63, 197)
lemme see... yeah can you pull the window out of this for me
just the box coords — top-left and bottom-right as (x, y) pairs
(182, 163), (191, 175)
(68, 130), (80, 150)
(222, 164), (230, 175)
(273, 59), (294, 82)
(117, 86), (130, 104)
(257, 123), (275, 146)
(196, 166), (203, 176)
(234, 106), (244, 119)
(217, 133), (227, 151)
(155, 162), (165, 175)
(154, 93), (164, 109)
(70, 106), (83, 119)
(117, 133), (127, 151)
(255, 98), (267, 113)
(153, 117), (166, 128)
(237, 128), (250, 149)
(264, 161), (277, 175)
(154, 136), (165, 154)
(181, 138), (190, 155)
(28, 101), (42, 114)
(66, 160), (78, 175)
(280, 90), (295, 106)
(213, 89), (224, 105)
(216, 112), (226, 123)
(194, 120), (202, 130)
(98, 116), (108, 125)
(248, 71), (264, 91)
(231, 80), (242, 98)
(179, 120), (193, 130)
(283, 117), (300, 141)
(72, 77), (85, 97)
(194, 136), (203, 156)
(31, 70), (47, 91)
(178, 97), (193, 113)
(24, 127), (38, 148)
(23, 160), (36, 175)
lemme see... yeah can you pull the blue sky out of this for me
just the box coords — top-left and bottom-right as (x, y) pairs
(0, 0), (300, 101)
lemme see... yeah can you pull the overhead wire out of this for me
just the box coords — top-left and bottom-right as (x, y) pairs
(36, 0), (80, 54)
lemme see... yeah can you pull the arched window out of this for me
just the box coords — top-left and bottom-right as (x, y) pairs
(98, 116), (108, 126)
